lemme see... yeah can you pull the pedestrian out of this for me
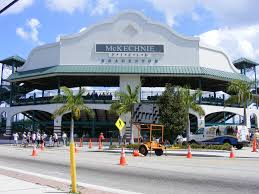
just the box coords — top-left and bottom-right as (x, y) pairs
(26, 132), (31, 146)
(99, 132), (105, 144)
(13, 132), (19, 146)
(22, 132), (27, 147)
(53, 133), (58, 147)
(62, 132), (67, 146)
(42, 132), (47, 146)
(36, 132), (41, 147)
(49, 135), (53, 147)
(31, 132), (36, 146)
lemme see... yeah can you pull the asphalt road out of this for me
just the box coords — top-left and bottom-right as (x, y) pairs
(0, 146), (259, 194)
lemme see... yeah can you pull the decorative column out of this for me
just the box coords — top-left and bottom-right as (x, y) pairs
(119, 75), (141, 143)
(54, 116), (62, 138)
(246, 112), (251, 129)
(198, 116), (205, 129)
(5, 116), (12, 137)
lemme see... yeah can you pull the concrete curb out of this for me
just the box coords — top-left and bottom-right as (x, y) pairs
(0, 165), (142, 194)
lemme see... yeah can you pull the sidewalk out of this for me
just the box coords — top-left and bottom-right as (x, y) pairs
(0, 174), (66, 194)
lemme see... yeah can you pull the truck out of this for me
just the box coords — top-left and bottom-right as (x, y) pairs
(189, 125), (250, 149)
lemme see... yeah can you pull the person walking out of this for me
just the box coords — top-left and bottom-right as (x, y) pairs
(13, 132), (19, 146)
(53, 133), (58, 147)
(36, 132), (41, 147)
(62, 132), (67, 146)
(26, 132), (31, 147)
(42, 132), (47, 146)
(22, 132), (27, 147)
(49, 135), (53, 147)
(31, 132), (36, 146)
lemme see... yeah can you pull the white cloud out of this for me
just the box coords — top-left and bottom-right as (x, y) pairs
(45, 0), (117, 16)
(3, 0), (34, 14)
(145, 0), (197, 26)
(91, 0), (117, 16)
(16, 27), (28, 40)
(201, 0), (259, 27)
(146, 0), (259, 27)
(45, 0), (86, 14)
(16, 18), (43, 45)
(199, 25), (259, 61)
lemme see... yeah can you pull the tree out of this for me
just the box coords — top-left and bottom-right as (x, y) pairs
(52, 86), (93, 193)
(158, 84), (187, 143)
(110, 84), (140, 144)
(180, 86), (205, 142)
(226, 80), (259, 126)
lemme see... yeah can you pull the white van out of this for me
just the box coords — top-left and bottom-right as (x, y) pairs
(189, 125), (250, 149)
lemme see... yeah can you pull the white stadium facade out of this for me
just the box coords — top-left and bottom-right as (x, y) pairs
(0, 11), (259, 140)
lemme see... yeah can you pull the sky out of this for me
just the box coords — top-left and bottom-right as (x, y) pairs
(1, 0), (259, 79)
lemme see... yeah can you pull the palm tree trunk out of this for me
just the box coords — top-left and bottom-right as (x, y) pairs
(186, 117), (190, 142)
(70, 117), (74, 143)
(130, 108), (134, 144)
(243, 103), (247, 126)
(130, 118), (134, 144)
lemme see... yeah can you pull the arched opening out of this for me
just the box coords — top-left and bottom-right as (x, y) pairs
(250, 113), (258, 129)
(189, 113), (198, 133)
(11, 110), (54, 135)
(61, 109), (118, 138)
(205, 111), (242, 127)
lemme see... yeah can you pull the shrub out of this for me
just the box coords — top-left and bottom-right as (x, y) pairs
(109, 145), (118, 149)
(125, 143), (140, 149)
(173, 143), (232, 150)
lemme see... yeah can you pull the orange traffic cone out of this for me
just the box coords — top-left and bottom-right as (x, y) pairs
(98, 140), (102, 150)
(88, 139), (92, 149)
(32, 145), (37, 157)
(252, 137), (257, 152)
(133, 148), (140, 157)
(187, 145), (192, 159)
(40, 143), (44, 151)
(75, 143), (78, 153)
(80, 138), (83, 147)
(229, 146), (235, 158)
(120, 147), (126, 166)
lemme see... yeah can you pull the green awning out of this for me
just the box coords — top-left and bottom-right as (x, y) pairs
(8, 65), (250, 82)
(233, 58), (259, 69)
(0, 55), (26, 67)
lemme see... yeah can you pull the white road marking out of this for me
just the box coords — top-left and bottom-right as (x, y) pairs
(0, 165), (142, 194)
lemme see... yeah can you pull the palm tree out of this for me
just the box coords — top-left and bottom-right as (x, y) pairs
(52, 86), (93, 193)
(180, 86), (205, 142)
(226, 80), (259, 126)
(110, 84), (140, 144)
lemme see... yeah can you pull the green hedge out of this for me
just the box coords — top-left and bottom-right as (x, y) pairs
(109, 143), (232, 151)
(109, 144), (140, 149)
(173, 143), (232, 150)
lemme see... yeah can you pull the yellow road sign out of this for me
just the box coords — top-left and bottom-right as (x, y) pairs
(115, 118), (125, 131)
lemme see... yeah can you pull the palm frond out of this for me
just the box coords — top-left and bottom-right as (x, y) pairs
(190, 103), (205, 116)
(225, 95), (239, 105)
(53, 104), (70, 119)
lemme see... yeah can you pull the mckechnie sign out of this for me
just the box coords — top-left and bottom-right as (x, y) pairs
(96, 44), (164, 53)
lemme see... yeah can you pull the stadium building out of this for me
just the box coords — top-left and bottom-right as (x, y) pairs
(0, 11), (259, 140)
